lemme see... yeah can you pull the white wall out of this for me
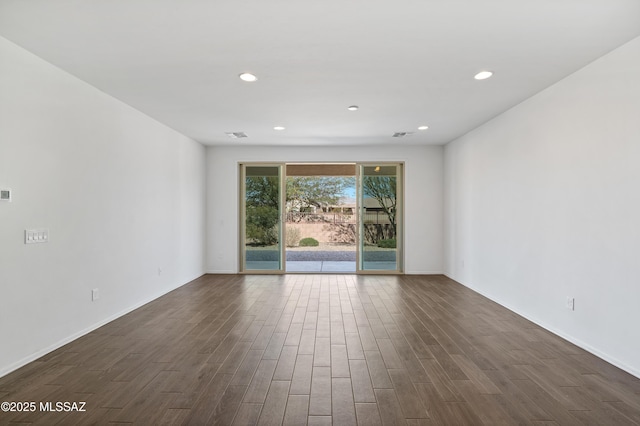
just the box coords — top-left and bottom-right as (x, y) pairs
(206, 145), (443, 274)
(0, 37), (206, 377)
(444, 36), (640, 377)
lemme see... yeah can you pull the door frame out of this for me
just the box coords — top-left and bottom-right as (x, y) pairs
(356, 162), (404, 274)
(238, 161), (404, 274)
(239, 163), (286, 274)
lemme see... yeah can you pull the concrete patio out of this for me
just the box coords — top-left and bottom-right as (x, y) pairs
(245, 249), (396, 272)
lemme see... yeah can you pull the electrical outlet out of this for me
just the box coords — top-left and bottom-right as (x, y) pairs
(92, 288), (99, 301)
(566, 297), (575, 311)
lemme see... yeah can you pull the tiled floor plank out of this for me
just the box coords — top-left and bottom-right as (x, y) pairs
(355, 402), (383, 426)
(309, 366), (332, 416)
(350, 359), (376, 403)
(257, 380), (290, 425)
(290, 354), (313, 395)
(333, 377), (357, 426)
(283, 394), (309, 426)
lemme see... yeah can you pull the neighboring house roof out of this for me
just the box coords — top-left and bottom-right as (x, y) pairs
(363, 197), (394, 209)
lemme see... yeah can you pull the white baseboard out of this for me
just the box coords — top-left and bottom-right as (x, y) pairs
(0, 274), (203, 379)
(443, 273), (640, 380)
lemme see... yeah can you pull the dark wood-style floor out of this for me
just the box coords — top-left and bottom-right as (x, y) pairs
(1, 274), (639, 425)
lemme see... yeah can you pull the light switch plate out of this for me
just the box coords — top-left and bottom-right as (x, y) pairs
(25, 229), (49, 244)
(0, 189), (10, 202)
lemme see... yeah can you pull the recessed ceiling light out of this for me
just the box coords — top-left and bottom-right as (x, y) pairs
(239, 72), (257, 82)
(347, 105), (359, 111)
(418, 125), (429, 130)
(273, 126), (285, 131)
(474, 71), (493, 80)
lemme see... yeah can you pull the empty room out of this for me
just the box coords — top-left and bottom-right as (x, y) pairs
(1, 1), (639, 425)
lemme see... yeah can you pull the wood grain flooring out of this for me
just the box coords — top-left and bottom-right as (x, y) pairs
(1, 274), (639, 425)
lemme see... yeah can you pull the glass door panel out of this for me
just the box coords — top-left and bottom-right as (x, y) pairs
(357, 163), (402, 273)
(241, 164), (284, 272)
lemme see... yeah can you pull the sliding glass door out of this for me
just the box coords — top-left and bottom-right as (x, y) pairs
(240, 164), (285, 273)
(239, 162), (402, 274)
(357, 163), (403, 273)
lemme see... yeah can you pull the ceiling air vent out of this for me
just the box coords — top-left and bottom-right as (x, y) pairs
(225, 132), (248, 139)
(392, 132), (413, 138)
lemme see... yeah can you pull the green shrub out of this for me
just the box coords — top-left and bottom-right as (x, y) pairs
(377, 238), (396, 248)
(246, 206), (279, 245)
(299, 237), (319, 247)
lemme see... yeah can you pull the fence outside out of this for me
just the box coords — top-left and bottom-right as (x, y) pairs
(286, 211), (391, 225)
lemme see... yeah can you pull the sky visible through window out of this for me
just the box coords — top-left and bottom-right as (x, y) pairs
(342, 185), (356, 199)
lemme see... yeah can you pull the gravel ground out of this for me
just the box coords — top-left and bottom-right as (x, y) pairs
(287, 250), (355, 261)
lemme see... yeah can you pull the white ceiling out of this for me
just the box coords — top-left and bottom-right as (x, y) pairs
(1, 0), (639, 147)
